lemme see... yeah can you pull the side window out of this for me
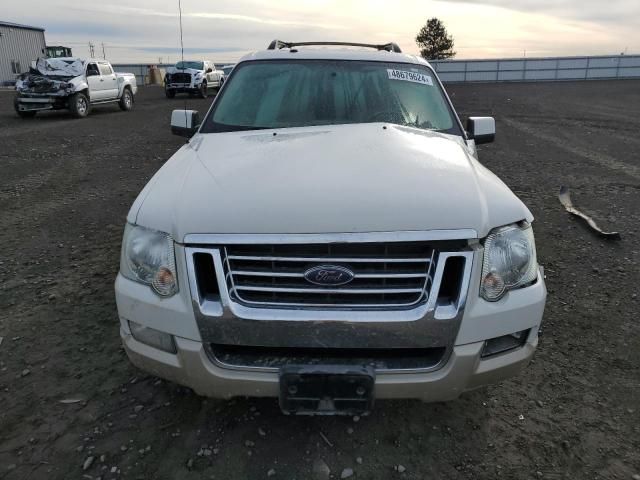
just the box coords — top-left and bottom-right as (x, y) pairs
(99, 64), (113, 75)
(86, 63), (100, 76)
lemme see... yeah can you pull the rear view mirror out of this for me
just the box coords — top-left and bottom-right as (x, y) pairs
(171, 109), (200, 138)
(467, 117), (495, 144)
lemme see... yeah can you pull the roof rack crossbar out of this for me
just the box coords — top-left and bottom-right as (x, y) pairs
(267, 40), (402, 53)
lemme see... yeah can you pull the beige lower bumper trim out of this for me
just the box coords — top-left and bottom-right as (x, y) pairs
(122, 329), (536, 402)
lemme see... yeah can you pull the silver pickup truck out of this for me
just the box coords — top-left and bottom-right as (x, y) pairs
(14, 57), (137, 118)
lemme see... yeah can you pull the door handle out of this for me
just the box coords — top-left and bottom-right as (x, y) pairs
(100, 79), (104, 82)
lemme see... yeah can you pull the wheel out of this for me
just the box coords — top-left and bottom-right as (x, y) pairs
(165, 84), (175, 98)
(198, 81), (207, 99)
(119, 88), (133, 111)
(14, 98), (37, 118)
(69, 92), (90, 118)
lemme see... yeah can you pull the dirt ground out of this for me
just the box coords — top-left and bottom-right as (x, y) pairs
(0, 81), (639, 480)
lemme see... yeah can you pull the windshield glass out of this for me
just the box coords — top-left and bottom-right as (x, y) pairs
(203, 60), (460, 135)
(175, 61), (204, 70)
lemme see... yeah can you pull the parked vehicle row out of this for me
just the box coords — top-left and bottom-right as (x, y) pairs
(12, 58), (231, 119)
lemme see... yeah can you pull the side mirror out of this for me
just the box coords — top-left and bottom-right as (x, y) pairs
(206, 68), (213, 73)
(171, 109), (200, 138)
(467, 117), (495, 144)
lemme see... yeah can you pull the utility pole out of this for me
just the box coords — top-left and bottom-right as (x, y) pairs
(88, 42), (95, 58)
(101, 43), (106, 59)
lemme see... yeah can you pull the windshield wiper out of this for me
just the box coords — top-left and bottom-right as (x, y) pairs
(212, 123), (270, 133)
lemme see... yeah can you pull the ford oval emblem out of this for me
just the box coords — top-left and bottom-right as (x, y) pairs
(304, 265), (355, 286)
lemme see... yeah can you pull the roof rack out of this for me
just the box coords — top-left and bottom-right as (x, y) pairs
(267, 40), (402, 53)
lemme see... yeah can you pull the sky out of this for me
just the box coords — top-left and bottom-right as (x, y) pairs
(3, 0), (639, 63)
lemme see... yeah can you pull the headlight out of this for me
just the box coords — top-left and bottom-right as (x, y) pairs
(480, 223), (538, 301)
(120, 224), (178, 297)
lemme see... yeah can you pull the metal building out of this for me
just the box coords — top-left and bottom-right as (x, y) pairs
(0, 21), (46, 85)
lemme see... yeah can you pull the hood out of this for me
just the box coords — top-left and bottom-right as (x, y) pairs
(35, 57), (84, 77)
(131, 123), (532, 241)
(166, 67), (202, 75)
(17, 58), (83, 92)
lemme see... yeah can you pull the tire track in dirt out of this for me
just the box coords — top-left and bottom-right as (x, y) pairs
(502, 117), (640, 180)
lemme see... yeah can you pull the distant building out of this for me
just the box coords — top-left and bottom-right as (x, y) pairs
(0, 21), (46, 85)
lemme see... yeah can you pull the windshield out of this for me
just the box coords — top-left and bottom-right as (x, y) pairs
(175, 61), (204, 70)
(203, 60), (461, 135)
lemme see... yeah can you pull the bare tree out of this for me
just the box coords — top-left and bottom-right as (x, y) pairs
(416, 18), (456, 60)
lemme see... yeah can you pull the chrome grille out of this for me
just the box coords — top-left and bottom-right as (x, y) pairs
(221, 243), (437, 309)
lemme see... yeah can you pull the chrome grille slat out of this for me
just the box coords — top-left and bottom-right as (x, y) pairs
(220, 243), (437, 310)
(226, 255), (431, 263)
(230, 270), (428, 279)
(231, 286), (425, 294)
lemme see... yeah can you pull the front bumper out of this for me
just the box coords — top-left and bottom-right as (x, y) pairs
(121, 323), (538, 401)
(15, 95), (66, 112)
(116, 250), (546, 402)
(165, 82), (201, 92)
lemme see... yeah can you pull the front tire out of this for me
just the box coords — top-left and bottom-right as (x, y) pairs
(165, 84), (175, 98)
(119, 88), (133, 111)
(198, 81), (207, 99)
(69, 92), (90, 118)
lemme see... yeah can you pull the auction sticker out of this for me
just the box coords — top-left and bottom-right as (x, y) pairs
(387, 69), (433, 86)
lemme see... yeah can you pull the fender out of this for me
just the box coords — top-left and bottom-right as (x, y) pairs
(69, 76), (89, 94)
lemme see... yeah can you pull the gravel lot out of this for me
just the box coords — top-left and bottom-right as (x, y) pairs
(1, 81), (639, 480)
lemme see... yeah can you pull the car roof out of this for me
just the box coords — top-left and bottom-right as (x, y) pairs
(238, 47), (431, 67)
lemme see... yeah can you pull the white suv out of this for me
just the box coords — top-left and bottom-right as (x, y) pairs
(116, 41), (546, 415)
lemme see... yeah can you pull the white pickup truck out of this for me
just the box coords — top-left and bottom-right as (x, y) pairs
(14, 57), (137, 118)
(164, 60), (223, 99)
(116, 41), (546, 415)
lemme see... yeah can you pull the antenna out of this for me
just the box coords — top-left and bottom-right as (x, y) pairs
(177, 0), (188, 135)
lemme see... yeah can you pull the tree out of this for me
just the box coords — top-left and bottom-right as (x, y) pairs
(415, 18), (456, 60)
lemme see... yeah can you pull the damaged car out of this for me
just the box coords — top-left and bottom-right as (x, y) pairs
(14, 57), (137, 119)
